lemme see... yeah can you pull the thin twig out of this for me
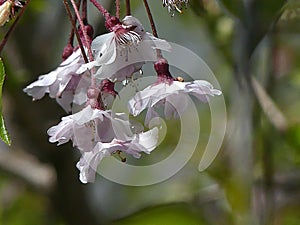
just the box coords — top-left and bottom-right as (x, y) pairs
(67, 0), (81, 47)
(63, 0), (89, 63)
(69, 0), (94, 61)
(252, 76), (288, 132)
(89, 0), (111, 21)
(0, 0), (31, 54)
(125, 0), (131, 15)
(81, 0), (88, 23)
(142, 0), (158, 37)
(142, 0), (163, 58)
(115, 0), (120, 18)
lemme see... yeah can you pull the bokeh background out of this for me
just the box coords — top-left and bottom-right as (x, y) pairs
(0, 0), (300, 224)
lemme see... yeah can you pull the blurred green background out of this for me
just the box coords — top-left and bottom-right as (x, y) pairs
(0, 0), (300, 225)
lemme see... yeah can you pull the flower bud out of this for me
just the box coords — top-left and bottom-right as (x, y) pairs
(62, 43), (74, 61)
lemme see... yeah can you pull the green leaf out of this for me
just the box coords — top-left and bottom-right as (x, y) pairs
(0, 58), (11, 146)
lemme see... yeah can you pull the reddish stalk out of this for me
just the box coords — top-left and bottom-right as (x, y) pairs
(142, 0), (158, 38)
(115, 0), (120, 18)
(63, 0), (88, 63)
(125, 0), (131, 15)
(142, 0), (162, 58)
(69, 0), (94, 61)
(89, 0), (111, 21)
(81, 0), (88, 23)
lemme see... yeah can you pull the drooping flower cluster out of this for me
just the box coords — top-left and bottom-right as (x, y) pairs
(23, 1), (221, 183)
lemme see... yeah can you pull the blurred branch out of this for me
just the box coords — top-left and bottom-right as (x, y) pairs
(0, 148), (56, 193)
(252, 76), (288, 132)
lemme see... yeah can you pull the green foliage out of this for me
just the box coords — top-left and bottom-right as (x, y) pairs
(112, 203), (206, 225)
(254, 0), (287, 36)
(286, 124), (300, 150)
(0, 58), (10, 146)
(217, 0), (245, 21)
(219, 0), (287, 55)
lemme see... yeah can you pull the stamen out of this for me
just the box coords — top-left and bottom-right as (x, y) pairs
(115, 30), (142, 46)
(115, 150), (126, 162)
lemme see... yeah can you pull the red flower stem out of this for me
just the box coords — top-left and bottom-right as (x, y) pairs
(125, 0), (131, 15)
(142, 0), (158, 38)
(68, 28), (75, 46)
(115, 0), (120, 18)
(81, 0), (88, 23)
(142, 0), (162, 58)
(68, 0), (81, 46)
(89, 0), (111, 21)
(0, 0), (31, 55)
(69, 0), (94, 61)
(63, 0), (88, 63)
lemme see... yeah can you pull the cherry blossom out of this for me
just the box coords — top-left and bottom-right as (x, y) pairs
(76, 127), (158, 183)
(47, 105), (159, 183)
(23, 48), (88, 112)
(78, 15), (171, 82)
(128, 58), (221, 124)
(47, 105), (131, 151)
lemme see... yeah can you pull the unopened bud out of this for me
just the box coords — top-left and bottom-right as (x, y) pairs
(62, 43), (74, 61)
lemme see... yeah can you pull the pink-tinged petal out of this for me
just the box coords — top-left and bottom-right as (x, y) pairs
(128, 82), (183, 116)
(128, 79), (221, 124)
(73, 124), (96, 152)
(60, 48), (82, 67)
(56, 91), (73, 112)
(130, 127), (159, 153)
(23, 72), (57, 99)
(76, 61), (97, 74)
(71, 106), (109, 125)
(76, 127), (159, 183)
(24, 48), (85, 111)
(91, 32), (114, 56)
(128, 83), (171, 116)
(164, 93), (190, 119)
(143, 33), (172, 52)
(90, 16), (172, 81)
(95, 117), (116, 143)
(47, 117), (74, 145)
(184, 80), (222, 96)
(76, 145), (110, 183)
(93, 33), (116, 65)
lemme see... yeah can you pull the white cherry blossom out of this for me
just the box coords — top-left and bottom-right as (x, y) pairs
(23, 48), (87, 112)
(47, 105), (159, 183)
(76, 127), (158, 183)
(128, 79), (221, 124)
(78, 16), (171, 81)
(47, 105), (132, 152)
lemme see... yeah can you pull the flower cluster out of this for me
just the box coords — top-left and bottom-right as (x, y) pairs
(23, 1), (220, 183)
